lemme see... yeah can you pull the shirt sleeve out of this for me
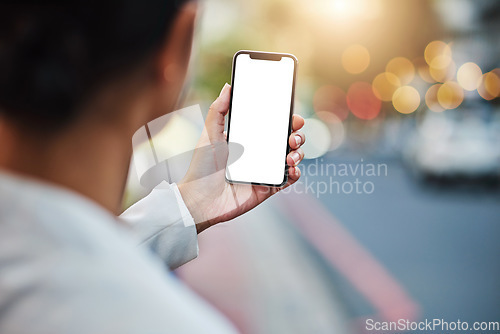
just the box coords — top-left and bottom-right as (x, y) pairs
(119, 181), (198, 269)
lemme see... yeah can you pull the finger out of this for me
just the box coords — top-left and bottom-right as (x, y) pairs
(292, 114), (305, 131)
(287, 165), (301, 182)
(288, 130), (305, 149)
(287, 147), (304, 167)
(255, 165), (301, 197)
(275, 166), (301, 193)
(205, 83), (231, 141)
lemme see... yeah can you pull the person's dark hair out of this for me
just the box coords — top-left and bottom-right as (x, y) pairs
(0, 0), (189, 131)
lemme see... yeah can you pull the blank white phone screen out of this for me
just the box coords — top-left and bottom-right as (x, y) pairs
(226, 53), (295, 185)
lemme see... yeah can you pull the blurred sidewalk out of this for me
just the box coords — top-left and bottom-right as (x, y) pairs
(176, 198), (351, 334)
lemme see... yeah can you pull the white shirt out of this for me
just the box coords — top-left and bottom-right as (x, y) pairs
(0, 171), (237, 334)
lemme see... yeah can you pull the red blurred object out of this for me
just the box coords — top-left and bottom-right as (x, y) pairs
(347, 82), (382, 120)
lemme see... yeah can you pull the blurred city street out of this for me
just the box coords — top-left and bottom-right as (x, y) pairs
(307, 154), (500, 326)
(130, 0), (500, 332)
(177, 153), (500, 333)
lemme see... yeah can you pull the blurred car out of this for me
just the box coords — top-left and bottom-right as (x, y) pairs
(404, 103), (500, 181)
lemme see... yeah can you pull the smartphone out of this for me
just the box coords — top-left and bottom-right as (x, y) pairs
(225, 50), (298, 187)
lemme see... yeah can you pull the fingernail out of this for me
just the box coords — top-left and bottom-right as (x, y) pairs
(291, 152), (300, 165)
(219, 83), (230, 97)
(294, 135), (302, 146)
(294, 166), (300, 175)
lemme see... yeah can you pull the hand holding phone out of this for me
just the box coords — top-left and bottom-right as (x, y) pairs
(225, 50), (298, 187)
(177, 53), (304, 231)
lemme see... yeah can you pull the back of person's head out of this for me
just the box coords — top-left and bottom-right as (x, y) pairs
(0, 0), (190, 132)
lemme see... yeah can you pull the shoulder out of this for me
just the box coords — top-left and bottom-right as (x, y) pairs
(0, 242), (234, 334)
(0, 175), (236, 334)
(0, 225), (235, 334)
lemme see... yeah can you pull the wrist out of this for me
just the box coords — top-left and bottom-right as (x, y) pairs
(177, 182), (211, 233)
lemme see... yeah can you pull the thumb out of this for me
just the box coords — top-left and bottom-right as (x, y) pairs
(205, 83), (231, 142)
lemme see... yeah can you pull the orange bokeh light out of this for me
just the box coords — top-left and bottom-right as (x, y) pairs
(372, 72), (401, 101)
(424, 40), (451, 66)
(437, 81), (464, 109)
(392, 86), (420, 114)
(429, 55), (455, 82)
(342, 44), (370, 74)
(386, 57), (415, 85)
(477, 70), (500, 100)
(425, 84), (444, 112)
(414, 57), (434, 83)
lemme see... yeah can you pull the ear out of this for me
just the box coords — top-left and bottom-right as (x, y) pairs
(153, 1), (198, 114)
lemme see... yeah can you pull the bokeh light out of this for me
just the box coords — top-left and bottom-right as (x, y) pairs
(429, 55), (456, 82)
(313, 85), (349, 121)
(325, 0), (383, 21)
(342, 44), (370, 74)
(477, 70), (500, 100)
(414, 57), (434, 83)
(346, 82), (381, 120)
(392, 86), (420, 114)
(424, 40), (452, 65)
(315, 112), (345, 151)
(386, 57), (415, 85)
(437, 81), (464, 109)
(424, 40), (455, 83)
(372, 72), (401, 101)
(425, 84), (445, 112)
(457, 62), (482, 91)
(301, 118), (332, 159)
(485, 70), (500, 97)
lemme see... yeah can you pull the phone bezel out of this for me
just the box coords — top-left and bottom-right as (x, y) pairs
(225, 50), (298, 188)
